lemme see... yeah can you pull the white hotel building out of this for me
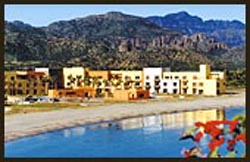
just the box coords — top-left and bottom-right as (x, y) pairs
(143, 67), (180, 95)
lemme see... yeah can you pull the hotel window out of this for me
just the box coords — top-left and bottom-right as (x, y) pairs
(11, 76), (15, 81)
(41, 90), (45, 94)
(155, 82), (160, 85)
(163, 89), (168, 93)
(26, 90), (29, 95)
(163, 82), (167, 86)
(217, 82), (220, 87)
(146, 82), (150, 86)
(183, 82), (187, 86)
(17, 90), (23, 95)
(183, 89), (187, 94)
(34, 90), (37, 95)
(183, 76), (187, 79)
(193, 76), (198, 79)
(146, 76), (150, 80)
(173, 82), (177, 86)
(193, 88), (197, 94)
(199, 89), (203, 95)
(34, 83), (37, 87)
(193, 83), (196, 86)
(135, 82), (140, 86)
(199, 82), (203, 86)
(165, 76), (170, 79)
(135, 76), (140, 79)
(155, 76), (159, 80)
(173, 89), (177, 94)
(26, 83), (30, 88)
(174, 76), (179, 79)
(18, 83), (22, 87)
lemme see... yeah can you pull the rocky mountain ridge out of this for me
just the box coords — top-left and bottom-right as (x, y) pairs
(4, 11), (245, 71)
(147, 11), (245, 47)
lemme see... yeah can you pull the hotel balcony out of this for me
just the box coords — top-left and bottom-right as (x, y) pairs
(154, 85), (160, 89)
(154, 77), (160, 82)
(145, 85), (151, 89)
(182, 84), (188, 88)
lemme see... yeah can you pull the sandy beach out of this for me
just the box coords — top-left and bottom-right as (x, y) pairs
(5, 89), (245, 142)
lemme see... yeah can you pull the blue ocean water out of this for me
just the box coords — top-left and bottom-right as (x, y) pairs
(5, 106), (245, 157)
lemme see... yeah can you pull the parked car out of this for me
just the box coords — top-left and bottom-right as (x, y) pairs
(37, 97), (60, 103)
(24, 96), (37, 103)
(52, 98), (60, 102)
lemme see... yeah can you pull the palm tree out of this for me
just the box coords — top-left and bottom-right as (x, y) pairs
(83, 76), (92, 86)
(103, 79), (112, 93)
(115, 78), (123, 89)
(9, 80), (16, 95)
(124, 76), (133, 90)
(42, 75), (57, 89)
(103, 79), (111, 87)
(50, 76), (58, 89)
(92, 76), (103, 97)
(92, 76), (99, 88)
(76, 75), (83, 87)
(41, 75), (50, 95)
(67, 74), (76, 88)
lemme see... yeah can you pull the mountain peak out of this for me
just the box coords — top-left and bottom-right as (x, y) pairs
(106, 11), (125, 16)
(175, 11), (190, 16)
(11, 20), (32, 28)
(164, 11), (202, 21)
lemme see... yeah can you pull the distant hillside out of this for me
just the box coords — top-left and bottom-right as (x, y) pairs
(4, 11), (245, 71)
(147, 11), (245, 47)
(44, 12), (178, 40)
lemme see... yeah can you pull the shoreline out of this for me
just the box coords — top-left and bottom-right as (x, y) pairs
(5, 89), (245, 142)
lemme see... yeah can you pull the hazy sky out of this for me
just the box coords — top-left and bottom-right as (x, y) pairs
(5, 4), (246, 27)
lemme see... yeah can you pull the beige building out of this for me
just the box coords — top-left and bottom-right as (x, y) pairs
(4, 70), (48, 96)
(110, 70), (143, 90)
(85, 70), (111, 95)
(105, 89), (150, 101)
(163, 64), (226, 96)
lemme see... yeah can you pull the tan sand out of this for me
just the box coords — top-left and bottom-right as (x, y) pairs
(5, 89), (245, 142)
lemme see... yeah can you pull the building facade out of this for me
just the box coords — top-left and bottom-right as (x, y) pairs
(5, 64), (225, 98)
(142, 65), (225, 96)
(143, 67), (180, 94)
(105, 89), (150, 101)
(4, 70), (48, 96)
(163, 65), (226, 96)
(110, 70), (143, 90)
(48, 86), (95, 98)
